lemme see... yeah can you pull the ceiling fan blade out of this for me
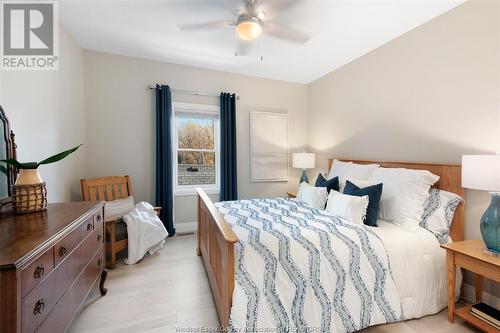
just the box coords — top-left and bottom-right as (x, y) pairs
(263, 24), (310, 44)
(177, 21), (234, 32)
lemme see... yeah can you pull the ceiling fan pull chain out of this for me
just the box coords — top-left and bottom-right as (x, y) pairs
(260, 34), (264, 62)
(234, 30), (238, 57)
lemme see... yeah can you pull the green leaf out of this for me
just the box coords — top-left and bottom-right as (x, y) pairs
(0, 158), (25, 169)
(0, 159), (39, 169)
(38, 144), (82, 166)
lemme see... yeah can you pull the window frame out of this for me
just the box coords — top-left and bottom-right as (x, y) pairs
(172, 102), (220, 196)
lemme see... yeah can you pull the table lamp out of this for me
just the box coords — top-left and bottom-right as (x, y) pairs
(293, 152), (315, 184)
(462, 154), (500, 253)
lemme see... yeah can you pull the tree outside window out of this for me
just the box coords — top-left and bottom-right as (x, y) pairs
(176, 117), (216, 186)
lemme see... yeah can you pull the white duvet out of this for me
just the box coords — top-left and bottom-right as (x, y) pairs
(216, 198), (403, 333)
(371, 220), (462, 319)
(217, 198), (461, 332)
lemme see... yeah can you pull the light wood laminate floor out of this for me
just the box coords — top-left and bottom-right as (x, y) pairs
(69, 234), (478, 333)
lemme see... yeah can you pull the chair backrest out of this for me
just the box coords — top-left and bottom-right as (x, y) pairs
(80, 175), (132, 202)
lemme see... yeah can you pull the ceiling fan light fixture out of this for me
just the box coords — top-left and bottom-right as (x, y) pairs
(236, 17), (262, 41)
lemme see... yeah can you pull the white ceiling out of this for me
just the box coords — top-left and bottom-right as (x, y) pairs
(59, 0), (464, 83)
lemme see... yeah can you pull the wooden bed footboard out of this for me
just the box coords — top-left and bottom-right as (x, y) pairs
(196, 188), (238, 327)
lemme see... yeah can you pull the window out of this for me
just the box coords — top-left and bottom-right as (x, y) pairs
(173, 102), (219, 195)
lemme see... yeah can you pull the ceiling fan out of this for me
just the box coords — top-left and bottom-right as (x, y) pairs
(176, 0), (311, 56)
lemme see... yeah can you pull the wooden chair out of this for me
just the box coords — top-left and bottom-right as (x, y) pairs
(80, 176), (161, 268)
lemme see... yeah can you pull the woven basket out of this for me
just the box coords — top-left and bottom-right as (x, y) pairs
(12, 182), (47, 214)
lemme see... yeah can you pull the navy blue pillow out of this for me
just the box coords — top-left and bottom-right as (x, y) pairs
(315, 173), (339, 193)
(343, 180), (383, 227)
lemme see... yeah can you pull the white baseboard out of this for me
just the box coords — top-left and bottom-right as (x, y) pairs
(175, 221), (197, 235)
(463, 282), (500, 308)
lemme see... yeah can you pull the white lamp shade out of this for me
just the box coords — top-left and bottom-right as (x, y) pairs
(293, 153), (315, 169)
(462, 155), (500, 192)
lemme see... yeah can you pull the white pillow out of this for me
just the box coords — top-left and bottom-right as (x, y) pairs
(325, 190), (369, 225)
(104, 195), (135, 221)
(328, 159), (380, 192)
(345, 178), (379, 189)
(420, 189), (463, 243)
(371, 167), (439, 231)
(297, 182), (328, 209)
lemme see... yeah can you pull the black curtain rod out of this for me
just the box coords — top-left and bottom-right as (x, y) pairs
(148, 86), (240, 100)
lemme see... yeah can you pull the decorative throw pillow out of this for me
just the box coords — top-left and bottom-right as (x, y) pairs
(344, 180), (383, 227)
(325, 190), (369, 225)
(297, 182), (328, 210)
(104, 195), (135, 221)
(328, 159), (380, 192)
(315, 173), (339, 193)
(370, 167), (439, 231)
(420, 189), (463, 243)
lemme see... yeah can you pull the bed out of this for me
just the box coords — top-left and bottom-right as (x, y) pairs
(196, 158), (464, 331)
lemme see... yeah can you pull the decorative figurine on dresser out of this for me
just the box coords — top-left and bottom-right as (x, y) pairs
(0, 105), (107, 333)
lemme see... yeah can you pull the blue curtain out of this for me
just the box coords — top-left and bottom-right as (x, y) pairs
(220, 92), (238, 201)
(155, 85), (175, 236)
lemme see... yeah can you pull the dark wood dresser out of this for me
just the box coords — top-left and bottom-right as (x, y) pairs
(0, 201), (107, 333)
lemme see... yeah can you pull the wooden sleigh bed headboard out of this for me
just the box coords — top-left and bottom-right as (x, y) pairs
(328, 158), (465, 242)
(197, 158), (465, 327)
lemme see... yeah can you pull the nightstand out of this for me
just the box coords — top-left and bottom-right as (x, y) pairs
(286, 192), (297, 198)
(441, 240), (500, 332)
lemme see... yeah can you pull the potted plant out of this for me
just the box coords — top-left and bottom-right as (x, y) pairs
(1, 144), (81, 213)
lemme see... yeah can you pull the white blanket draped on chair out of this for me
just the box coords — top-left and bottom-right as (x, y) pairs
(123, 202), (169, 265)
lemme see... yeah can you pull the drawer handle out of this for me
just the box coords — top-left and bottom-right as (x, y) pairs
(87, 223), (93, 231)
(33, 265), (44, 279)
(59, 246), (67, 257)
(97, 234), (102, 242)
(34, 299), (45, 315)
(96, 214), (102, 222)
(97, 258), (102, 267)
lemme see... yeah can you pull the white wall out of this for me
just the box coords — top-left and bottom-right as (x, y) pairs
(308, 0), (500, 294)
(0, 27), (87, 202)
(83, 51), (309, 225)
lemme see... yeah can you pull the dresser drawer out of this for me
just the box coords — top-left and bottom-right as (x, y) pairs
(36, 247), (104, 333)
(54, 216), (95, 266)
(21, 226), (103, 333)
(21, 249), (54, 297)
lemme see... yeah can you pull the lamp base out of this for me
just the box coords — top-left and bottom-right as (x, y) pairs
(299, 169), (309, 184)
(484, 248), (500, 256)
(481, 192), (500, 253)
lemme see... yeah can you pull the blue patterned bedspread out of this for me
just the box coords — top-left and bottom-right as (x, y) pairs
(215, 198), (403, 333)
